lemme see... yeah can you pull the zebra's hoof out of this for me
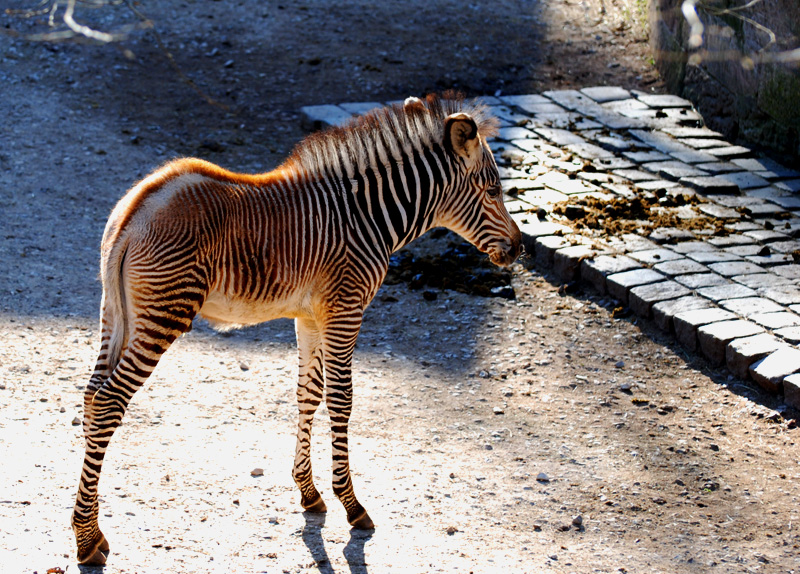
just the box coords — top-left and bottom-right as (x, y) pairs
(77, 535), (110, 566)
(349, 509), (375, 530)
(302, 494), (328, 513)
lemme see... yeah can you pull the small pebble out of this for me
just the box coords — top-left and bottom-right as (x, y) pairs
(493, 406), (505, 415)
(536, 472), (550, 482)
(446, 525), (458, 535)
(268, 516), (279, 524)
(251, 468), (264, 477)
(71, 417), (81, 426)
(572, 515), (583, 527)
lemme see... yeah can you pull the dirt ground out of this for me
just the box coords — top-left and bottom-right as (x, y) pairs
(1, 1), (799, 573)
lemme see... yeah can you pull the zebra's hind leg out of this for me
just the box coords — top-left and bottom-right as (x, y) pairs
(72, 309), (196, 565)
(321, 313), (374, 530)
(292, 317), (327, 513)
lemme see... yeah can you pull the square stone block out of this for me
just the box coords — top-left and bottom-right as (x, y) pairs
(750, 312), (800, 329)
(628, 281), (692, 318)
(581, 255), (641, 294)
(628, 248), (684, 265)
(698, 320), (765, 366)
(652, 296), (714, 332)
(719, 297), (784, 317)
(535, 235), (571, 268)
(749, 348), (800, 394)
(581, 86), (631, 102)
(686, 251), (742, 264)
(653, 259), (709, 276)
(707, 261), (764, 277)
(726, 333), (788, 380)
(775, 326), (800, 344)
(674, 307), (737, 351)
(553, 244), (596, 282)
(674, 273), (729, 289)
(606, 269), (666, 305)
(697, 283), (757, 302)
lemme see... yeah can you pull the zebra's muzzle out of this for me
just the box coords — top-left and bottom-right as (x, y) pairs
(488, 237), (523, 267)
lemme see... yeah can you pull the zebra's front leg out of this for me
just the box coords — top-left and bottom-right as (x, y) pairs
(293, 317), (327, 513)
(322, 316), (375, 530)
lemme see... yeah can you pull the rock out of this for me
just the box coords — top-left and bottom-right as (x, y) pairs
(536, 472), (550, 482)
(268, 516), (279, 524)
(71, 417), (81, 426)
(572, 515), (583, 527)
(446, 525), (458, 535)
(493, 406), (505, 415)
(239, 362), (249, 371)
(250, 467), (264, 477)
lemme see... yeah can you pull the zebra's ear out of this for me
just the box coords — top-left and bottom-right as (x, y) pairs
(444, 113), (480, 161)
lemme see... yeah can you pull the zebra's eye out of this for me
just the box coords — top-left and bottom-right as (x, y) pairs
(486, 185), (502, 199)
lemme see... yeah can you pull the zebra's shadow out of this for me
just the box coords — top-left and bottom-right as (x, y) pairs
(301, 512), (371, 574)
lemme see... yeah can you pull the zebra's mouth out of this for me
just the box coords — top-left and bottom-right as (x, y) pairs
(488, 240), (522, 267)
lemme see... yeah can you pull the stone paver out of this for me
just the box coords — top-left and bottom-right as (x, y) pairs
(698, 320), (765, 366)
(303, 87), (800, 400)
(749, 347), (800, 393)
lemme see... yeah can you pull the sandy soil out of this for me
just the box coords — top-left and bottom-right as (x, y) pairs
(1, 1), (799, 573)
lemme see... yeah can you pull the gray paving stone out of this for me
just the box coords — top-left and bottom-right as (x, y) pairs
(678, 138), (729, 149)
(535, 235), (571, 267)
(697, 283), (757, 302)
(784, 373), (800, 410)
(698, 320), (765, 366)
(749, 347), (800, 393)
(629, 129), (693, 154)
(696, 162), (746, 173)
(662, 126), (724, 138)
(300, 104), (353, 129)
(515, 187), (568, 206)
(697, 204), (742, 219)
(602, 98), (650, 114)
(743, 186), (792, 199)
(758, 284), (800, 306)
(580, 255), (641, 294)
(742, 229), (792, 242)
(628, 248), (684, 265)
(723, 244), (764, 257)
(679, 176), (740, 194)
(629, 281), (692, 318)
(705, 145), (752, 159)
(744, 253), (798, 266)
(532, 127), (586, 146)
(498, 94), (551, 108)
(635, 93), (693, 108)
(553, 244), (596, 282)
(652, 296), (714, 332)
(775, 326), (800, 345)
(674, 308), (737, 352)
(606, 269), (666, 305)
(726, 333), (789, 380)
(740, 203), (790, 218)
(732, 157), (800, 178)
(733, 273), (794, 289)
(768, 240), (800, 253)
(623, 150), (670, 163)
(588, 133), (634, 152)
(706, 234), (756, 247)
(768, 196), (800, 210)
(497, 126), (538, 141)
(636, 180), (680, 191)
(708, 261), (766, 277)
(593, 157), (637, 170)
(725, 221), (763, 232)
(581, 86), (631, 102)
(515, 219), (572, 238)
(544, 177), (598, 196)
(611, 169), (660, 182)
(792, 304), (800, 314)
(718, 171), (771, 190)
(749, 311), (800, 329)
(649, 228), (696, 244)
(644, 161), (708, 180)
(719, 297), (784, 317)
(565, 142), (616, 159)
(774, 265), (800, 280)
(653, 258), (709, 276)
(686, 250), (742, 264)
(669, 240), (718, 254)
(674, 273), (730, 289)
(776, 179), (800, 193)
(671, 150), (720, 164)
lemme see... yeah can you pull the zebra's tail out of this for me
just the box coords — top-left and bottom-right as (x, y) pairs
(97, 222), (131, 375)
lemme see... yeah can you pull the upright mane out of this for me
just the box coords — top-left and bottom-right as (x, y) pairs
(282, 92), (499, 180)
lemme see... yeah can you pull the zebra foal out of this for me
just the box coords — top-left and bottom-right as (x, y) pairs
(71, 93), (522, 565)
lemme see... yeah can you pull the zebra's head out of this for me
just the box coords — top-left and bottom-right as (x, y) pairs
(437, 110), (522, 268)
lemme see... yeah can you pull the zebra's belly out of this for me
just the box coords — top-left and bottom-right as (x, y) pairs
(198, 289), (310, 329)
